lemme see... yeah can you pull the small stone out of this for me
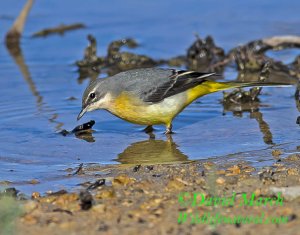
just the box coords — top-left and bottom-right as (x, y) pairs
(217, 170), (226, 175)
(166, 179), (185, 191)
(216, 177), (226, 184)
(0, 180), (12, 185)
(23, 201), (38, 213)
(242, 166), (256, 173)
(270, 186), (300, 200)
(112, 175), (136, 186)
(287, 168), (298, 176)
(92, 204), (106, 213)
(31, 192), (40, 199)
(60, 221), (77, 229)
(203, 162), (215, 170)
(195, 178), (205, 185)
(253, 188), (261, 196)
(226, 176), (238, 185)
(225, 165), (241, 176)
(272, 149), (283, 157)
(95, 188), (115, 199)
(140, 198), (163, 210)
(79, 191), (93, 210)
(22, 214), (38, 225)
(66, 96), (77, 101)
(285, 154), (300, 161)
(54, 193), (79, 208)
(29, 179), (39, 185)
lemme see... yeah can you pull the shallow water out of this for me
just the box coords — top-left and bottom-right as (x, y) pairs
(0, 0), (299, 194)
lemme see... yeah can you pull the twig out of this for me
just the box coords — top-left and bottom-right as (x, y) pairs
(73, 163), (84, 175)
(5, 0), (34, 45)
(262, 35), (300, 48)
(32, 23), (85, 37)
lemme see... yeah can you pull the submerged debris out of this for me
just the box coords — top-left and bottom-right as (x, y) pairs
(76, 35), (103, 68)
(187, 35), (225, 72)
(229, 36), (300, 70)
(76, 36), (158, 80)
(60, 120), (95, 142)
(75, 33), (300, 91)
(46, 189), (68, 196)
(223, 61), (271, 106)
(106, 38), (157, 74)
(249, 61), (270, 99)
(73, 163), (84, 175)
(60, 120), (95, 136)
(296, 116), (300, 125)
(86, 179), (106, 190)
(76, 35), (103, 82)
(32, 23), (86, 37)
(71, 120), (95, 134)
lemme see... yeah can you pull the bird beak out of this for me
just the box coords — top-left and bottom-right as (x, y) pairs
(77, 107), (87, 121)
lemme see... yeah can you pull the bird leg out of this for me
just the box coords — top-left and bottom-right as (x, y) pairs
(164, 123), (174, 135)
(144, 125), (154, 133)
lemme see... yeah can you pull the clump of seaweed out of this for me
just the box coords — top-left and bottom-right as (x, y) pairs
(223, 61), (271, 106)
(187, 34), (225, 72)
(76, 36), (158, 81)
(75, 35), (104, 82)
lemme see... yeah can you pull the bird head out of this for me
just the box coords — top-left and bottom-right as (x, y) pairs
(77, 80), (111, 120)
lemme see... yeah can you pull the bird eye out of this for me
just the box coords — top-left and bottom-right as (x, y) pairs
(89, 92), (96, 99)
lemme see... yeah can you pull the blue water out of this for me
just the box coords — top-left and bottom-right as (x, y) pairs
(0, 0), (299, 193)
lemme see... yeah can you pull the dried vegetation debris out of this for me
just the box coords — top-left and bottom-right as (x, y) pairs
(76, 35), (157, 81)
(32, 23), (86, 37)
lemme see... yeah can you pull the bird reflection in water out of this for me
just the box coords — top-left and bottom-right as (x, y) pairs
(116, 135), (189, 164)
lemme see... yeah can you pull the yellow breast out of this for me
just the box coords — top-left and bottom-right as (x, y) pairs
(108, 92), (187, 125)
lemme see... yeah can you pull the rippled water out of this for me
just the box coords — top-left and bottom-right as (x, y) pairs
(0, 0), (299, 193)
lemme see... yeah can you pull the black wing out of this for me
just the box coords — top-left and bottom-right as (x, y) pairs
(142, 70), (216, 103)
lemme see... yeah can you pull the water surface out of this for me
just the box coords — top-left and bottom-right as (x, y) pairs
(0, 0), (299, 194)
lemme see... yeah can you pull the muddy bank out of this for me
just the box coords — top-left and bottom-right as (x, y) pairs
(2, 147), (298, 235)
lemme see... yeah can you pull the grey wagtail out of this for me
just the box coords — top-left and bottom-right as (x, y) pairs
(77, 68), (290, 134)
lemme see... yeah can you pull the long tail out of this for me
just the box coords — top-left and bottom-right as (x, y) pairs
(186, 80), (293, 103)
(202, 80), (292, 93)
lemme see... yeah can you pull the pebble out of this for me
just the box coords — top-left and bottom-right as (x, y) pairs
(95, 187), (115, 199)
(272, 149), (283, 157)
(270, 186), (300, 200)
(23, 201), (38, 213)
(31, 192), (41, 199)
(92, 204), (106, 213)
(216, 177), (226, 184)
(112, 175), (136, 186)
(287, 168), (299, 176)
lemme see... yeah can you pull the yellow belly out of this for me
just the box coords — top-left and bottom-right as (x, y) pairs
(108, 92), (188, 126)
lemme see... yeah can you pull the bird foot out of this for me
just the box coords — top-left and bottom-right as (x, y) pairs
(164, 124), (174, 135)
(143, 125), (154, 133)
(164, 129), (174, 135)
